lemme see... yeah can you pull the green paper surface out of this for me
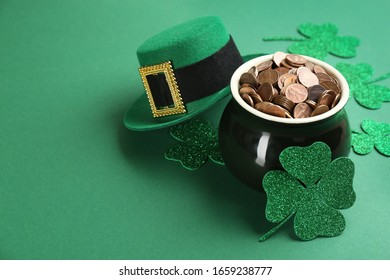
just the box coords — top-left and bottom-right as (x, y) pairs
(1, 0), (390, 260)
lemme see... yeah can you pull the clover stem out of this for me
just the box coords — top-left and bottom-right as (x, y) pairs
(366, 72), (390, 84)
(263, 36), (305, 42)
(259, 212), (295, 242)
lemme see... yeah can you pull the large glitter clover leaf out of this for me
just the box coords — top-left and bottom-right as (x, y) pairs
(336, 62), (390, 109)
(352, 119), (390, 156)
(259, 142), (356, 242)
(263, 23), (359, 60)
(165, 118), (224, 170)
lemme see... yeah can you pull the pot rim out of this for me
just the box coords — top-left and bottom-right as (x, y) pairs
(230, 54), (350, 124)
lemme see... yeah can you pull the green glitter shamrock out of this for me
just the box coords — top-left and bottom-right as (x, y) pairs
(336, 62), (390, 109)
(263, 23), (359, 60)
(259, 142), (356, 241)
(165, 118), (224, 170)
(352, 119), (390, 156)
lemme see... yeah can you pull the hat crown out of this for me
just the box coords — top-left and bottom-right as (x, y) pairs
(136, 16), (229, 69)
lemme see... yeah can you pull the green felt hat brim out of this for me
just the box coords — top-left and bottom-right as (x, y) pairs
(123, 54), (263, 131)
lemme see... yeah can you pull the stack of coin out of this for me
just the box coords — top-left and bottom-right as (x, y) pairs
(238, 52), (342, 119)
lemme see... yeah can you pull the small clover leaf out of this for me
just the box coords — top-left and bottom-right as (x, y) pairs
(352, 119), (390, 156)
(336, 62), (390, 109)
(264, 23), (359, 60)
(260, 142), (356, 241)
(165, 118), (224, 170)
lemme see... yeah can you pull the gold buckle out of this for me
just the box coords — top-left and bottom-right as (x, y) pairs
(139, 61), (186, 118)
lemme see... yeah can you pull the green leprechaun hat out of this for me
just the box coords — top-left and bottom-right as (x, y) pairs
(124, 16), (258, 131)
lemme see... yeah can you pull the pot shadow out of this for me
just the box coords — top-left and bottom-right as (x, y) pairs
(115, 100), (294, 241)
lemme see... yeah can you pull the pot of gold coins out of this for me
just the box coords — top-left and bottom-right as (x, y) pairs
(219, 52), (351, 192)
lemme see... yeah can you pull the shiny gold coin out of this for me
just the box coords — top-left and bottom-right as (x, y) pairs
(293, 102), (313, 118)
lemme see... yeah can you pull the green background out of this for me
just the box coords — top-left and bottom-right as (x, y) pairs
(1, 0), (389, 259)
